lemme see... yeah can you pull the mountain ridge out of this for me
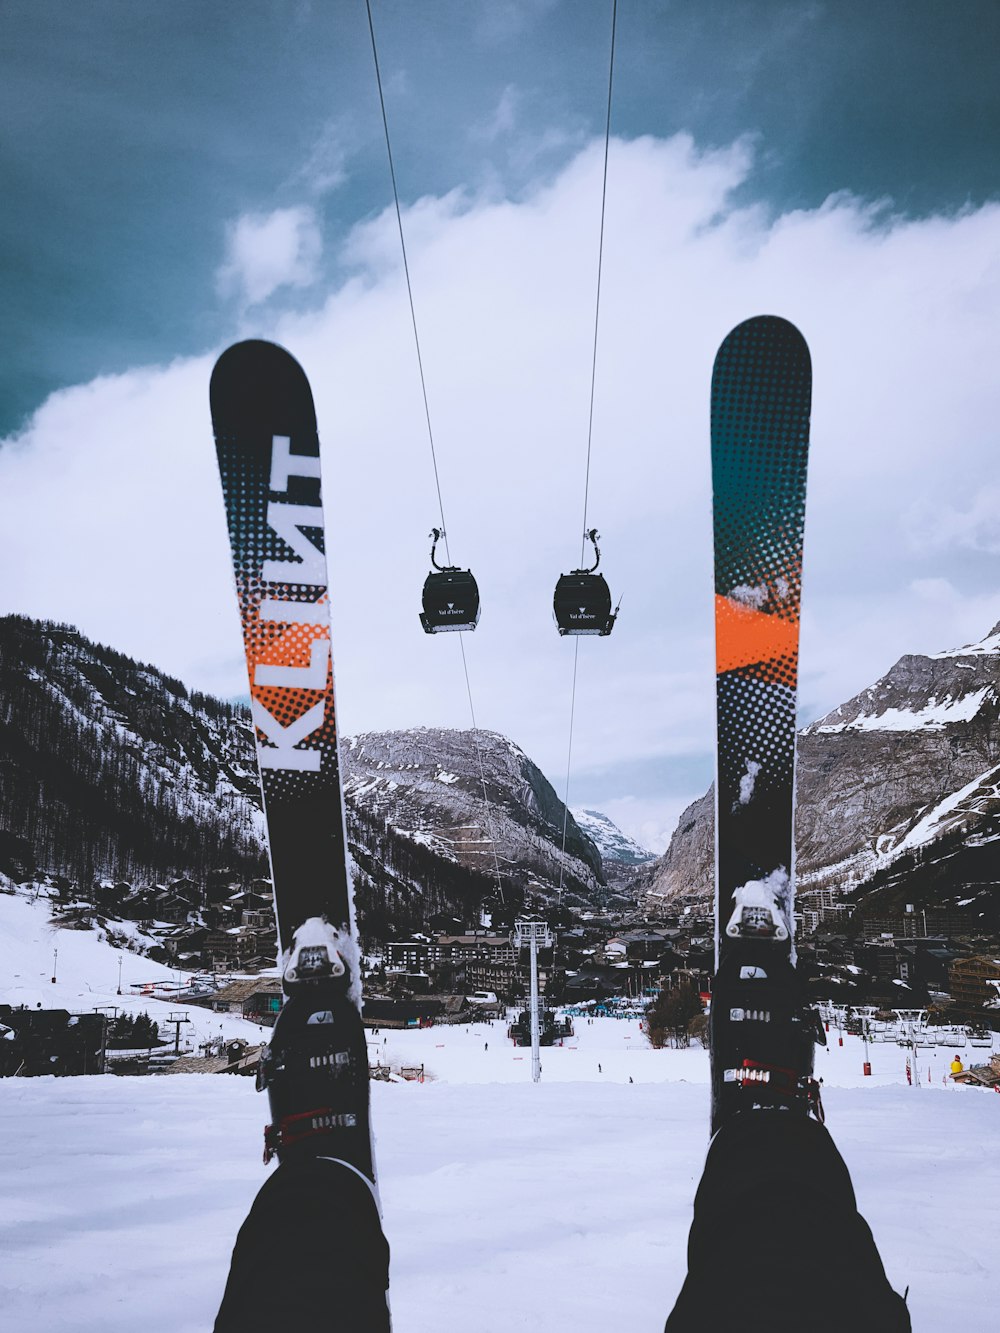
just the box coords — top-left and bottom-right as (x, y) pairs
(637, 621), (1000, 920)
(0, 616), (644, 935)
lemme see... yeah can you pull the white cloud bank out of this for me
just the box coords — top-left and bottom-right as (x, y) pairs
(216, 205), (322, 306)
(3, 134), (1000, 849)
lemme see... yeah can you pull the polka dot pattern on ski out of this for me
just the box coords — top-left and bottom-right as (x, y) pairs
(711, 316), (811, 930)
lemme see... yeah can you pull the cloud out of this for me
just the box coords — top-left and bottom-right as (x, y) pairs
(216, 206), (323, 307)
(474, 0), (559, 45)
(292, 117), (356, 196)
(905, 486), (1000, 556)
(3, 133), (1000, 826)
(475, 86), (521, 142)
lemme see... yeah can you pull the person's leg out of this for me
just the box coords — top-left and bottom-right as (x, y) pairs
(665, 1113), (910, 1333)
(216, 920), (390, 1331)
(214, 1157), (390, 1332)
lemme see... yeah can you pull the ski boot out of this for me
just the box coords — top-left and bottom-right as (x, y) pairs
(709, 942), (825, 1134)
(258, 917), (374, 1182)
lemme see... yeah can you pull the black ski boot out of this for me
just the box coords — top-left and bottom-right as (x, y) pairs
(709, 943), (825, 1134)
(258, 917), (374, 1182)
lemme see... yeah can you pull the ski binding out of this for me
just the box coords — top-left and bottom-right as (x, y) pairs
(725, 870), (790, 941)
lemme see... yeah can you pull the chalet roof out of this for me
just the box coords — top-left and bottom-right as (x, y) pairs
(435, 933), (510, 946)
(424, 994), (469, 1014)
(167, 1044), (264, 1075)
(213, 978), (283, 1004)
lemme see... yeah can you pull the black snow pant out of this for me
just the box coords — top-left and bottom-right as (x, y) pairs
(214, 1157), (391, 1333)
(215, 1116), (908, 1333)
(664, 1113), (911, 1333)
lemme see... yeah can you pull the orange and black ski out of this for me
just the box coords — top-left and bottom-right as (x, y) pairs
(709, 316), (823, 1132)
(210, 341), (377, 1188)
(210, 340), (351, 958)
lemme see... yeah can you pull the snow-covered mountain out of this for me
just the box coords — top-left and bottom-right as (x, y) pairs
(0, 618), (633, 941)
(343, 729), (605, 905)
(0, 614), (265, 886)
(637, 622), (1000, 928)
(571, 808), (655, 886)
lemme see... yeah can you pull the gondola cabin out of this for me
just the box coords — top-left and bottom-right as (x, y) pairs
(553, 528), (619, 636)
(420, 528), (480, 633)
(553, 571), (616, 635)
(420, 568), (480, 633)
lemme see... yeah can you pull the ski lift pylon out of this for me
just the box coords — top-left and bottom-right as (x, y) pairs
(420, 527), (481, 633)
(553, 528), (619, 636)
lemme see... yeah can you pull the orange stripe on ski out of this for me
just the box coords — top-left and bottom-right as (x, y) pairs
(715, 594), (800, 674)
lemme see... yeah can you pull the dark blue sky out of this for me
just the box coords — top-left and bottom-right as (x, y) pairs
(3, 0), (999, 436)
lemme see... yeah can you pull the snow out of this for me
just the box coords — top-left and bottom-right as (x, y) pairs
(813, 688), (991, 732)
(0, 889), (267, 1048)
(2, 886), (999, 1330)
(1, 1021), (997, 1332)
(730, 582), (768, 608)
(930, 628), (1000, 659)
(738, 757), (761, 804)
(893, 765), (1000, 858)
(571, 808), (655, 863)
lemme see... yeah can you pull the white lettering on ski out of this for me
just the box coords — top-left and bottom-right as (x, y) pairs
(252, 435), (330, 770)
(252, 699), (325, 772)
(263, 502), (326, 585)
(260, 597), (329, 625)
(270, 435), (322, 492)
(255, 638), (329, 690)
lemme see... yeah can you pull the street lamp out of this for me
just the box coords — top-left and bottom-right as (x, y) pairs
(51, 947), (57, 984)
(117, 954), (123, 996)
(513, 917), (553, 1084)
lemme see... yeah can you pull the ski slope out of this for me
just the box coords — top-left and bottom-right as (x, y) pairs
(0, 1037), (997, 1333)
(2, 885), (997, 1330)
(0, 888), (269, 1047)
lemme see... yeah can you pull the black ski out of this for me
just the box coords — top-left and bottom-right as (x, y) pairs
(709, 315), (824, 1134)
(210, 339), (376, 1182)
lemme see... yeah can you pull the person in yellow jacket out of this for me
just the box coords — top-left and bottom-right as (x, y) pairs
(950, 1054), (964, 1076)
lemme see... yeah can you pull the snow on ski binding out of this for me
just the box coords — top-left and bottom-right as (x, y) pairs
(725, 870), (791, 941)
(281, 916), (351, 990)
(260, 920), (372, 1175)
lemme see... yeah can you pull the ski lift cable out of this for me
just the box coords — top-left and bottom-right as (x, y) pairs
(558, 0), (618, 900)
(557, 639), (581, 902)
(365, 0), (449, 562)
(459, 637), (507, 905)
(366, 0), (505, 904)
(579, 0), (617, 566)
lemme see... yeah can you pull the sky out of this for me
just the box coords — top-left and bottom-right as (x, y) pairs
(2, 1), (1000, 853)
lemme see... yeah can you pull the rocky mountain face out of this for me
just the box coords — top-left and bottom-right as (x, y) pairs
(571, 808), (656, 887)
(638, 623), (1000, 918)
(0, 617), (636, 939)
(0, 615), (265, 887)
(343, 729), (604, 903)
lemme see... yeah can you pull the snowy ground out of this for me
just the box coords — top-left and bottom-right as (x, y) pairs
(0, 889), (269, 1047)
(2, 888), (998, 1330)
(1, 1015), (998, 1332)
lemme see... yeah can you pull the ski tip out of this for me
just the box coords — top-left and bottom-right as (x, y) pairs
(209, 340), (317, 438)
(716, 314), (810, 363)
